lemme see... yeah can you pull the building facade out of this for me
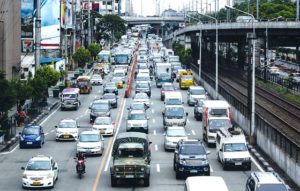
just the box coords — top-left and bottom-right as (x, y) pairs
(0, 0), (21, 80)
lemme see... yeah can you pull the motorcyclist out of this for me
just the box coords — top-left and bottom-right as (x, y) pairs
(75, 152), (86, 173)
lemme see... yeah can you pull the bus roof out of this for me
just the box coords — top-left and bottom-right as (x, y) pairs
(62, 88), (80, 94)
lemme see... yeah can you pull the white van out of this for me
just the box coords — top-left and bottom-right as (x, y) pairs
(113, 69), (126, 83)
(164, 92), (183, 106)
(184, 176), (229, 191)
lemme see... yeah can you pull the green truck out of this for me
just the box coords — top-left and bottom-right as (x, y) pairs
(110, 132), (152, 187)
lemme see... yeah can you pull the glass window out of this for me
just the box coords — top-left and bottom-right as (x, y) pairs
(180, 145), (205, 155)
(166, 107), (184, 117)
(92, 103), (109, 110)
(79, 134), (100, 142)
(257, 184), (287, 191)
(23, 127), (39, 135)
(128, 113), (146, 120)
(167, 129), (186, 137)
(190, 88), (206, 95)
(208, 119), (231, 133)
(224, 143), (247, 152)
(26, 160), (51, 171)
(59, 121), (76, 128)
(94, 117), (112, 125)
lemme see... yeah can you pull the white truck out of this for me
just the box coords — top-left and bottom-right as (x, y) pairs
(216, 127), (251, 171)
(202, 100), (232, 147)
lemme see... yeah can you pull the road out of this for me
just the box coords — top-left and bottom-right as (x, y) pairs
(0, 71), (264, 191)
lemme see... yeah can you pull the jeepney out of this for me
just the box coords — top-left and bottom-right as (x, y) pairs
(60, 88), (80, 111)
(76, 76), (92, 94)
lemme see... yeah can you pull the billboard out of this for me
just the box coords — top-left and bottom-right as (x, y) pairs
(21, 0), (35, 38)
(41, 0), (60, 49)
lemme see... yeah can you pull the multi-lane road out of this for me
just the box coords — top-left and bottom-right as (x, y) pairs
(0, 71), (266, 191)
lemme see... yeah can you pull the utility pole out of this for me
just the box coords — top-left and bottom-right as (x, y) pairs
(35, 0), (41, 69)
(297, 0), (299, 21)
(88, 0), (91, 44)
(106, 0), (108, 15)
(112, 0), (115, 14)
(256, 0), (259, 20)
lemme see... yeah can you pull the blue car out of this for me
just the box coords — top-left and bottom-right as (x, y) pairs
(19, 125), (45, 148)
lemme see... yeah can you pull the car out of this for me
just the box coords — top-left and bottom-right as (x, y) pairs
(90, 74), (103, 85)
(113, 69), (126, 83)
(92, 116), (115, 136)
(19, 125), (45, 148)
(136, 73), (151, 84)
(163, 105), (188, 129)
(127, 102), (149, 111)
(103, 82), (118, 95)
(173, 140), (210, 179)
(89, 100), (111, 123)
(161, 82), (175, 101)
(187, 86), (207, 106)
(164, 126), (188, 151)
(246, 172), (289, 191)
(133, 92), (150, 107)
(111, 77), (124, 89)
(21, 155), (58, 189)
(194, 99), (204, 121)
(126, 110), (149, 133)
(77, 131), (104, 155)
(101, 93), (118, 108)
(135, 81), (151, 97)
(137, 62), (148, 69)
(55, 119), (79, 141)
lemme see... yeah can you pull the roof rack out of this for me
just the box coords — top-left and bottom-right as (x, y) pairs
(219, 127), (243, 137)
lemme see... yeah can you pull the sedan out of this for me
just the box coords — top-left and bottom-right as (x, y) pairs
(21, 155), (58, 189)
(92, 116), (115, 136)
(126, 110), (149, 133)
(164, 126), (188, 151)
(90, 74), (103, 85)
(133, 92), (150, 107)
(55, 119), (79, 141)
(161, 82), (175, 101)
(103, 82), (118, 95)
(101, 93), (118, 108)
(127, 102), (149, 111)
(77, 131), (104, 155)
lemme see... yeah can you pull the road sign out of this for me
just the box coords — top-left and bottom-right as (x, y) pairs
(21, 39), (34, 53)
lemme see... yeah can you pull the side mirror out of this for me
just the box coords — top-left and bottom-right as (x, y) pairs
(19, 132), (22, 135)
(147, 117), (150, 120)
(21, 167), (25, 170)
(162, 112), (165, 116)
(219, 148), (223, 152)
(163, 133), (166, 136)
(174, 150), (178, 154)
(206, 151), (211, 155)
(149, 141), (152, 145)
(89, 106), (91, 109)
(186, 112), (188, 116)
(77, 125), (81, 128)
(53, 166), (58, 170)
(55, 126), (58, 128)
(182, 102), (184, 104)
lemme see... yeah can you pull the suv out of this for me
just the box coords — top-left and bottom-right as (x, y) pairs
(89, 100), (111, 122)
(187, 86), (207, 106)
(194, 99), (204, 121)
(173, 140), (210, 179)
(110, 132), (151, 187)
(246, 172), (289, 191)
(135, 81), (151, 97)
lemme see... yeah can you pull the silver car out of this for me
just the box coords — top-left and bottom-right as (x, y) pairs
(126, 110), (149, 134)
(164, 126), (188, 151)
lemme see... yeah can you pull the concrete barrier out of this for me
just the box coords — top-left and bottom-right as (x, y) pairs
(125, 51), (138, 98)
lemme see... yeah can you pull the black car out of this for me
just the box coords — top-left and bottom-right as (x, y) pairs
(101, 93), (118, 108)
(173, 140), (210, 179)
(89, 100), (111, 123)
(135, 81), (151, 97)
(103, 82), (118, 95)
(194, 99), (204, 121)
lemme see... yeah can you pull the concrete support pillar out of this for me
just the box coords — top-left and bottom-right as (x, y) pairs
(185, 35), (191, 49)
(237, 41), (246, 70)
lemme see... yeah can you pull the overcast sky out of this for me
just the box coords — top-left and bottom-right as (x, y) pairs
(122, 0), (230, 16)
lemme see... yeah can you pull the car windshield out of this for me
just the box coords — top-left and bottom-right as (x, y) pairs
(115, 55), (128, 64)
(208, 119), (231, 132)
(23, 128), (39, 135)
(191, 89), (206, 95)
(114, 73), (124, 77)
(166, 107), (184, 117)
(99, 55), (109, 62)
(112, 78), (122, 82)
(167, 129), (186, 137)
(92, 75), (101, 79)
(159, 73), (169, 78)
(131, 103), (145, 110)
(138, 59), (147, 63)
(166, 98), (181, 105)
(105, 82), (115, 87)
(257, 184), (287, 191)
(94, 117), (111, 125)
(224, 143), (247, 152)
(79, 134), (100, 142)
(128, 113), (146, 120)
(135, 93), (148, 99)
(62, 94), (77, 100)
(162, 85), (175, 91)
(103, 94), (116, 99)
(137, 83), (149, 88)
(92, 103), (109, 110)
(26, 160), (51, 171)
(59, 121), (76, 128)
(180, 145), (205, 155)
(117, 147), (144, 158)
(77, 81), (88, 86)
(137, 76), (149, 81)
(182, 75), (193, 80)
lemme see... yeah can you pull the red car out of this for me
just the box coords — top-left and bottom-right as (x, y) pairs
(160, 83), (175, 101)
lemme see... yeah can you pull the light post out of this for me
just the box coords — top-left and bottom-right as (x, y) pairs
(199, 13), (218, 99)
(225, 5), (256, 143)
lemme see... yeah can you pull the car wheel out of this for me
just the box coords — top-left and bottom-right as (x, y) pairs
(144, 177), (150, 187)
(111, 176), (117, 187)
(222, 162), (227, 170)
(161, 97), (163, 101)
(175, 171), (182, 179)
(173, 161), (176, 170)
(60, 107), (64, 111)
(19, 144), (23, 149)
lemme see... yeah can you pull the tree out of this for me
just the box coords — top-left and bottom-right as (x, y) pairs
(97, 14), (126, 42)
(35, 65), (61, 87)
(10, 80), (33, 108)
(182, 48), (193, 68)
(87, 43), (101, 60)
(29, 76), (48, 103)
(0, 71), (15, 114)
(72, 47), (91, 68)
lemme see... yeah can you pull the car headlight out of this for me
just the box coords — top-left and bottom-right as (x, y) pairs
(225, 158), (232, 162)
(20, 136), (24, 141)
(140, 167), (145, 171)
(203, 167), (209, 171)
(179, 159), (186, 165)
(202, 160), (209, 165)
(46, 173), (54, 179)
(35, 136), (41, 141)
(115, 167), (119, 171)
(244, 157), (251, 161)
(22, 174), (28, 179)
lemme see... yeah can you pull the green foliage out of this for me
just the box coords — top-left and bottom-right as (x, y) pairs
(182, 48), (193, 65)
(87, 43), (101, 60)
(72, 47), (91, 67)
(0, 71), (15, 113)
(96, 14), (126, 41)
(29, 76), (48, 102)
(10, 79), (33, 107)
(35, 65), (61, 87)
(172, 42), (193, 65)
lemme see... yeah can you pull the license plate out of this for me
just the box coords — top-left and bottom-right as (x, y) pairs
(235, 162), (242, 166)
(86, 149), (91, 153)
(64, 135), (69, 138)
(32, 182), (41, 186)
(190, 170), (198, 173)
(26, 142), (32, 144)
(125, 175), (134, 178)
(100, 131), (105, 134)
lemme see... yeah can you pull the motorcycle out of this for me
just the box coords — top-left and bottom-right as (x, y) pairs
(74, 158), (85, 179)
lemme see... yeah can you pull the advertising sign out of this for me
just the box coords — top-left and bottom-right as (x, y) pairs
(21, 0), (35, 38)
(41, 0), (60, 49)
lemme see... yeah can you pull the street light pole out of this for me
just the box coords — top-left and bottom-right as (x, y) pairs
(198, 29), (202, 82)
(35, 0), (41, 69)
(88, 0), (91, 44)
(256, 0), (259, 20)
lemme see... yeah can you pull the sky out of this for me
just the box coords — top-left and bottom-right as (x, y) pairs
(122, 0), (230, 16)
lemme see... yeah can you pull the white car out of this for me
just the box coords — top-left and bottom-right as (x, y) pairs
(21, 155), (58, 189)
(92, 116), (115, 136)
(133, 92), (150, 107)
(55, 119), (79, 141)
(90, 74), (103, 85)
(187, 86), (207, 106)
(77, 131), (104, 155)
(164, 126), (188, 150)
(126, 110), (149, 133)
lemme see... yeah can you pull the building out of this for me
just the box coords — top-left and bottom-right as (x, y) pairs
(233, 0), (246, 5)
(82, 0), (120, 15)
(161, 8), (184, 17)
(0, 0), (21, 80)
(125, 0), (133, 16)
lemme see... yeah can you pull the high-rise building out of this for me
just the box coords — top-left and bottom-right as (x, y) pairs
(233, 0), (246, 5)
(0, 0), (21, 80)
(82, 0), (119, 15)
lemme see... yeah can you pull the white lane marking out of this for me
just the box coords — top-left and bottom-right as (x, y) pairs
(85, 109), (89, 114)
(155, 144), (158, 151)
(104, 99), (127, 172)
(250, 153), (265, 172)
(51, 130), (55, 132)
(94, 95), (97, 98)
(187, 119), (190, 123)
(151, 101), (154, 105)
(210, 165), (214, 172)
(40, 106), (60, 126)
(152, 119), (155, 123)
(156, 164), (160, 172)
(151, 109), (154, 114)
(191, 130), (196, 135)
(153, 130), (156, 135)
(45, 133), (49, 136)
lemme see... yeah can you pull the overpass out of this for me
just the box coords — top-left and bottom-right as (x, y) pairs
(121, 16), (185, 25)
